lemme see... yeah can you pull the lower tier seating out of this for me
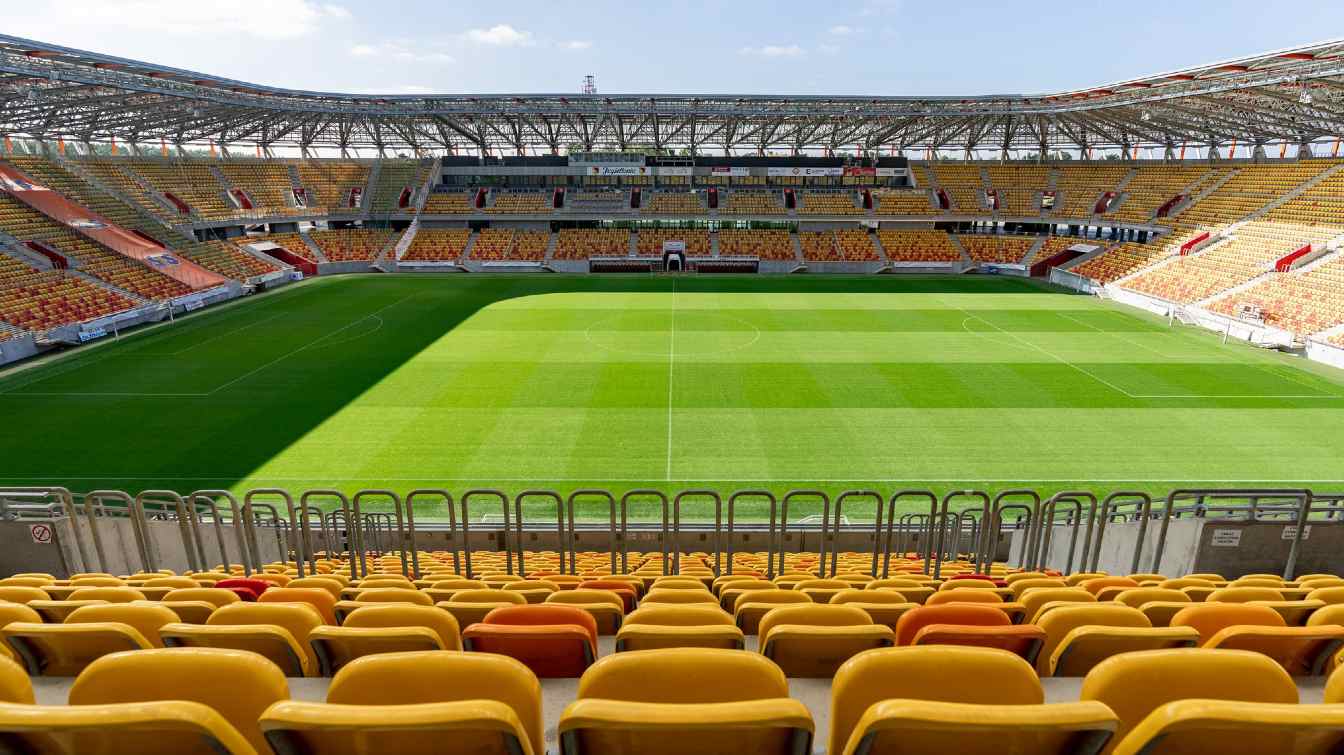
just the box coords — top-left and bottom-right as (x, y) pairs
(717, 230), (794, 260)
(402, 229), (471, 262)
(957, 234), (1034, 265)
(876, 229), (961, 262)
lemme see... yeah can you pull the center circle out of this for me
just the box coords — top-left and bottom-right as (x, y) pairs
(584, 311), (762, 358)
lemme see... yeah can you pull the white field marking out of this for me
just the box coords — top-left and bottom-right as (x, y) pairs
(581, 312), (760, 359)
(205, 294), (416, 396)
(1056, 312), (1187, 361)
(949, 300), (1337, 400)
(666, 279), (676, 481)
(302, 315), (384, 352)
(159, 311), (287, 356)
(8, 475), (1344, 484)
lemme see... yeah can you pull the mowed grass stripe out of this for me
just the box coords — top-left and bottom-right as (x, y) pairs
(1, 274), (1342, 511)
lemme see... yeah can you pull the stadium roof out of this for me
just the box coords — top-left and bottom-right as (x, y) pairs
(2, 34), (1343, 155)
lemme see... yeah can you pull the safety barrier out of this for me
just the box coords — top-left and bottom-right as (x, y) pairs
(0, 485), (1340, 579)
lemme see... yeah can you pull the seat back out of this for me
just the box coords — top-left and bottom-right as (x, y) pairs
(1008, 578), (1068, 598)
(343, 604), (461, 651)
(624, 605), (733, 627)
(66, 587), (146, 603)
(162, 588), (241, 608)
(215, 578), (271, 597)
(0, 657), (32, 704)
(559, 698), (812, 755)
(65, 603), (179, 648)
(327, 651), (544, 755)
(68, 647), (288, 754)
(206, 601), (323, 671)
(829, 645), (1044, 755)
(1022, 588), (1096, 623)
(463, 605), (599, 678)
(1079, 648), (1297, 751)
(1111, 699), (1344, 755)
(261, 699), (532, 755)
(641, 590), (717, 605)
(1113, 588), (1189, 610)
(578, 647), (787, 703)
(894, 603), (1009, 646)
(841, 698), (1117, 755)
(0, 700), (256, 754)
(0, 587), (50, 603)
(1170, 603), (1285, 644)
(926, 588), (1003, 605)
(450, 589), (528, 605)
(1081, 577), (1140, 596)
(257, 587), (339, 625)
(1035, 604), (1151, 674)
(1207, 586), (1285, 603)
(354, 588), (433, 606)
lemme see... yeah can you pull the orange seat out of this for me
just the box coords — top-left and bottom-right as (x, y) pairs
(894, 603), (1009, 646)
(1172, 602), (1344, 675)
(257, 588), (339, 625)
(462, 604), (598, 678)
(911, 624), (1047, 664)
(1080, 577), (1139, 596)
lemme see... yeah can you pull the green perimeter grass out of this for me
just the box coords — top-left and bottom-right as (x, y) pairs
(2, 273), (1343, 522)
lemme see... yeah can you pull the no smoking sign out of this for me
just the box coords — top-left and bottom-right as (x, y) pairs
(28, 524), (52, 544)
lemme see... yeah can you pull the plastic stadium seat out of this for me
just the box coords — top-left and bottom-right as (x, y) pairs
(3, 615), (155, 676)
(423, 579), (488, 603)
(1306, 587), (1344, 605)
(840, 697), (1117, 755)
(309, 604), (462, 675)
(322, 651), (545, 755)
(1251, 599), (1325, 626)
(286, 577), (345, 599)
(0, 603), (42, 663)
(909, 622), (1047, 664)
(66, 587), (146, 603)
(1008, 578), (1069, 598)
(828, 645), (1049, 755)
(0, 586), (50, 603)
(894, 603), (1009, 645)
(1170, 603), (1344, 675)
(1081, 577), (1141, 596)
(640, 589), (717, 605)
(1108, 699), (1344, 755)
(1023, 588), (1097, 623)
(504, 580), (560, 604)
(262, 700), (535, 755)
(1037, 604), (1200, 676)
(215, 578), (272, 600)
(652, 577), (709, 591)
(545, 590), (625, 634)
(1080, 648), (1298, 752)
(795, 579), (851, 604)
(829, 589), (918, 630)
(871, 585), (937, 604)
(614, 605), (743, 652)
(164, 587), (243, 609)
(1207, 587), (1285, 603)
(758, 604), (895, 677)
(68, 647), (288, 753)
(733, 590), (814, 634)
(0, 656), (32, 704)
(441, 589), (528, 626)
(717, 580), (777, 610)
(1113, 588), (1190, 612)
(926, 588), (1003, 605)
(0, 700), (256, 754)
(353, 588), (434, 606)
(258, 587), (339, 625)
(160, 602), (324, 676)
(462, 604), (598, 678)
(26, 600), (108, 623)
(559, 648), (812, 755)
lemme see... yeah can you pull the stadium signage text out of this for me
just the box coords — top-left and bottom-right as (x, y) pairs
(588, 166), (648, 176)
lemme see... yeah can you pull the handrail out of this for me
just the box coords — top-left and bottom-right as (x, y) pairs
(514, 490), (566, 577)
(405, 489), (453, 577)
(672, 490), (722, 576)
(565, 489), (616, 576)
(461, 489), (512, 579)
(726, 491), (777, 578)
(831, 490), (883, 577)
(619, 490), (669, 576)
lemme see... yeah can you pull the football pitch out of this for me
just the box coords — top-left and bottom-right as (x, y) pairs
(3, 273), (1343, 521)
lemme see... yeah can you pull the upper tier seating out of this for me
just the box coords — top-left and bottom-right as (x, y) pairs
(718, 230), (794, 261)
(295, 161), (369, 211)
(422, 192), (475, 214)
(1053, 165), (1130, 217)
(487, 192), (553, 214)
(722, 191), (784, 215)
(873, 189), (936, 215)
(985, 165), (1048, 215)
(930, 164), (984, 212)
(123, 160), (236, 220)
(876, 229), (962, 262)
(218, 162), (304, 216)
(1104, 166), (1210, 224)
(799, 192), (862, 215)
(370, 161), (434, 213)
(645, 193), (704, 214)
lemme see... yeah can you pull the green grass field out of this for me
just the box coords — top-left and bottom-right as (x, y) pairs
(3, 273), (1343, 521)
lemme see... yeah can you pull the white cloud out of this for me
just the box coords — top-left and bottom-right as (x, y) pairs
(8, 0), (352, 41)
(829, 25), (858, 35)
(561, 40), (593, 51)
(739, 44), (805, 58)
(347, 41), (454, 64)
(465, 24), (534, 47)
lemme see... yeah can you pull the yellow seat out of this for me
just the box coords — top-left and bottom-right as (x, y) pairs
(795, 579), (851, 604)
(325, 651), (545, 755)
(0, 700), (257, 754)
(286, 577), (345, 599)
(716, 581), (777, 610)
(504, 581), (560, 604)
(26, 600), (108, 623)
(354, 588), (433, 606)
(641, 590), (717, 605)
(160, 602), (323, 676)
(1008, 578), (1068, 599)
(309, 605), (462, 675)
(560, 647), (811, 755)
(0, 603), (42, 664)
(1080, 648), (1298, 752)
(163, 588), (242, 609)
(615, 605), (743, 652)
(828, 589), (918, 630)
(1037, 604), (1199, 676)
(3, 620), (152, 676)
(0, 587), (51, 603)
(65, 603), (179, 647)
(839, 698), (1117, 755)
(68, 647), (287, 753)
(1207, 587), (1284, 603)
(758, 604), (895, 677)
(829, 645), (1047, 755)
(441, 589), (528, 626)
(262, 700), (534, 755)
(1110, 699), (1344, 755)
(545, 590), (625, 635)
(0, 656), (32, 704)
(734, 590), (814, 634)
(67, 587), (146, 603)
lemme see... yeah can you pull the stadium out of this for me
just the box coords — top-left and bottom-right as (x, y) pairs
(0, 8), (1344, 753)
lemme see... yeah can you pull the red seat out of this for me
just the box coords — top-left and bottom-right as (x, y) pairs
(894, 604), (1010, 646)
(462, 604), (598, 678)
(216, 579), (271, 602)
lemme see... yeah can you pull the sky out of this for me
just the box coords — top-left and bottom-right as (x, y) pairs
(8, 0), (1344, 96)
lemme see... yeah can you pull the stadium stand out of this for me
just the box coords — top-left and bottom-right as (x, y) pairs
(555, 229), (629, 260)
(1103, 165), (1210, 224)
(487, 192), (553, 215)
(722, 191), (784, 215)
(370, 160), (434, 212)
(929, 164), (984, 212)
(1053, 165), (1131, 217)
(306, 229), (397, 263)
(718, 229), (794, 260)
(122, 160), (237, 220)
(985, 165), (1048, 215)
(872, 189), (937, 215)
(636, 229), (712, 257)
(422, 192), (475, 214)
(0, 194), (191, 300)
(799, 192), (863, 215)
(1206, 252), (1344, 335)
(1070, 241), (1171, 284)
(0, 260), (138, 332)
(295, 161), (369, 212)
(876, 229), (962, 262)
(645, 192), (704, 214)
(218, 162), (303, 216)
(957, 234), (1034, 265)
